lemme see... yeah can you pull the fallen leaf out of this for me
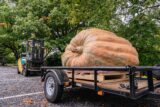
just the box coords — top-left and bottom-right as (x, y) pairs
(41, 99), (48, 107)
(23, 98), (33, 105)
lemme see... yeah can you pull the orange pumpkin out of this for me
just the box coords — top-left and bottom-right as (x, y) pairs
(61, 28), (139, 68)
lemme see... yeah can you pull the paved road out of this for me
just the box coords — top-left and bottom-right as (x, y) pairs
(0, 66), (160, 107)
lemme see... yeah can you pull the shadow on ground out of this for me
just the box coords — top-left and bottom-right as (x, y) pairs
(51, 88), (160, 107)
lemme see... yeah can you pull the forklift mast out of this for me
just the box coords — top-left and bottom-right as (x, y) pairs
(18, 39), (45, 76)
(26, 39), (44, 62)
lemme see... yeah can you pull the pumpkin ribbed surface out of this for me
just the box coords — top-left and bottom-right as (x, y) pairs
(61, 28), (139, 67)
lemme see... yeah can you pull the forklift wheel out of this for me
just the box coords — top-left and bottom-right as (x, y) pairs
(44, 72), (63, 103)
(23, 68), (30, 77)
(17, 67), (20, 74)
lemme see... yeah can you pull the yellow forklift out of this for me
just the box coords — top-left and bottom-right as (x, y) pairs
(17, 39), (44, 76)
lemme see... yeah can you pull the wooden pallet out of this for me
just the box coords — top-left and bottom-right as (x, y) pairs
(65, 71), (138, 82)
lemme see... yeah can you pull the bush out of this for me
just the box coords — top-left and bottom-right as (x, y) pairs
(45, 48), (62, 66)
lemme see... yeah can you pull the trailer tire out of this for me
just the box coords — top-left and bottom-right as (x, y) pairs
(44, 72), (63, 103)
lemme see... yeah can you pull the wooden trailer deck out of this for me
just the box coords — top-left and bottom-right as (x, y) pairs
(65, 70), (160, 94)
(72, 79), (160, 94)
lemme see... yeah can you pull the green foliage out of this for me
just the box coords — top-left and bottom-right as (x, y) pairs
(115, 0), (160, 65)
(0, 0), (159, 65)
(5, 53), (16, 64)
(13, 13), (51, 39)
(45, 50), (62, 66)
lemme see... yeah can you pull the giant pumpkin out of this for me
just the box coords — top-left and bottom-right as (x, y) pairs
(61, 28), (139, 68)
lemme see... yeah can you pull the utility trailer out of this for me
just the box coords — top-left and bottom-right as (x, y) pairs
(41, 66), (160, 103)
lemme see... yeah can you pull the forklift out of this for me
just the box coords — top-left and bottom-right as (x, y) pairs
(17, 39), (44, 76)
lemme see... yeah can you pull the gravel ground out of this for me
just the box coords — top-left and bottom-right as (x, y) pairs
(0, 66), (160, 107)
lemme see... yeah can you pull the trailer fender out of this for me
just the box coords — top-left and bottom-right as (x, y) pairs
(42, 69), (69, 85)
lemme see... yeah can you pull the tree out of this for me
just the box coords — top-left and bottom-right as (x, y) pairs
(0, 0), (159, 65)
(115, 0), (160, 65)
(0, 1), (20, 60)
(0, 35), (19, 60)
(13, 12), (51, 39)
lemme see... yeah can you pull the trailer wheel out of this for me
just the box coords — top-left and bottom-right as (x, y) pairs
(44, 72), (63, 103)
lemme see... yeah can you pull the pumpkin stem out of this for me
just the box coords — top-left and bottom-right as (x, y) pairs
(71, 46), (83, 54)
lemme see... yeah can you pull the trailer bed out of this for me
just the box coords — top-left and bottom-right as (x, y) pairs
(73, 79), (160, 93)
(41, 66), (160, 100)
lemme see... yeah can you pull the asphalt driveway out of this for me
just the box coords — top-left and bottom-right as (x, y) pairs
(0, 66), (160, 107)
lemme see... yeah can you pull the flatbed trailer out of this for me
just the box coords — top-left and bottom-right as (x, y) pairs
(41, 66), (160, 103)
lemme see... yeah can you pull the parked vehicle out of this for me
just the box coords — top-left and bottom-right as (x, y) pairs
(17, 39), (44, 76)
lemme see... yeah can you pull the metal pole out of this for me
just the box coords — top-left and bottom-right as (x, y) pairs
(32, 40), (35, 61)
(129, 66), (135, 98)
(72, 69), (75, 87)
(147, 71), (154, 91)
(94, 70), (98, 90)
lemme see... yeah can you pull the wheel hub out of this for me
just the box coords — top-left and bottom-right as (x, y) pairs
(46, 77), (55, 96)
